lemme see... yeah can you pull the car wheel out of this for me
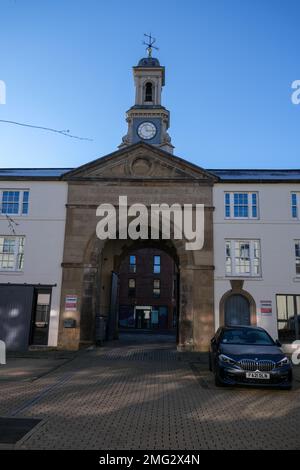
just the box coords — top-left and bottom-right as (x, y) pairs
(281, 384), (292, 391)
(214, 372), (224, 387)
(208, 353), (212, 371)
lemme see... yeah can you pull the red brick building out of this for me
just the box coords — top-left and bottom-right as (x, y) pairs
(118, 248), (178, 331)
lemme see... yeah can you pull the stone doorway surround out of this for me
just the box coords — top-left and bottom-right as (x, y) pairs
(219, 280), (257, 327)
(57, 142), (217, 351)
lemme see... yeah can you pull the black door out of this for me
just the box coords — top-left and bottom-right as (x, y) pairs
(0, 285), (34, 351)
(225, 294), (250, 326)
(135, 308), (151, 329)
(30, 289), (51, 345)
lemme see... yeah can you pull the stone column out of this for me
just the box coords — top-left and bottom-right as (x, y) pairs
(79, 265), (99, 346)
(192, 266), (215, 351)
(178, 266), (194, 351)
(57, 265), (83, 350)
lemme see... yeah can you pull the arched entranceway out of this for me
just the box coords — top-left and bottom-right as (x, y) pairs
(92, 237), (181, 346)
(58, 221), (215, 352)
(224, 294), (250, 326)
(58, 142), (216, 352)
(58, 221), (216, 351)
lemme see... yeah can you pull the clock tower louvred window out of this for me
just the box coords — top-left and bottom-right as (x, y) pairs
(145, 82), (153, 102)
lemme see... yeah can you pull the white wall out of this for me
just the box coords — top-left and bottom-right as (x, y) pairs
(0, 181), (67, 346)
(213, 183), (300, 340)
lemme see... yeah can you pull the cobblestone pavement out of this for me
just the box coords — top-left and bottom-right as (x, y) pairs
(0, 332), (300, 450)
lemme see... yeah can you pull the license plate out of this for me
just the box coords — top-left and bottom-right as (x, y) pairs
(246, 372), (270, 380)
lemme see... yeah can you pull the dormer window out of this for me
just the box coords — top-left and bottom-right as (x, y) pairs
(145, 82), (153, 102)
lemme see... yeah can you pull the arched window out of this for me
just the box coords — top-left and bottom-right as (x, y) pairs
(145, 82), (153, 102)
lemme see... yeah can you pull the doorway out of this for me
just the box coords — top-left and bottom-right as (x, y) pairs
(224, 294), (251, 326)
(135, 306), (152, 329)
(30, 288), (51, 346)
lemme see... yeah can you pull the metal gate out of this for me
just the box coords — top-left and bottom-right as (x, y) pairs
(0, 285), (34, 351)
(107, 271), (119, 340)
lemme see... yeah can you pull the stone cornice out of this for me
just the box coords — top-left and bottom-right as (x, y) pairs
(65, 203), (215, 211)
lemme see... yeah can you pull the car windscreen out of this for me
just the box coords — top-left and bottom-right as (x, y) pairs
(220, 329), (275, 345)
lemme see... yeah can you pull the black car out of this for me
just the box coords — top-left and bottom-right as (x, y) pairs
(209, 326), (293, 389)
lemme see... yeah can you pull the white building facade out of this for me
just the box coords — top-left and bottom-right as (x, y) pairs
(0, 167), (299, 350)
(213, 171), (300, 342)
(0, 171), (68, 350)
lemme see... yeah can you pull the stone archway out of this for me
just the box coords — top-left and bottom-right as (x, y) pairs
(78, 232), (194, 350)
(101, 240), (180, 340)
(58, 224), (215, 352)
(58, 142), (216, 352)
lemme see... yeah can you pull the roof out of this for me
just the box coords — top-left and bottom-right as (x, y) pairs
(208, 169), (300, 183)
(61, 142), (218, 182)
(0, 168), (71, 180)
(0, 166), (300, 182)
(136, 57), (161, 67)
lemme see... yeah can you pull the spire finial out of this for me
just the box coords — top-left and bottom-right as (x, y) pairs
(143, 33), (159, 58)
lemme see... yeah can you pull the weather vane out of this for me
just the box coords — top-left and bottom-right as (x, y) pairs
(143, 33), (159, 58)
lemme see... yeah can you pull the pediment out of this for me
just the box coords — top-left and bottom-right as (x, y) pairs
(63, 143), (218, 182)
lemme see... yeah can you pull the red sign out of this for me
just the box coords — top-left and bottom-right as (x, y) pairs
(65, 295), (78, 311)
(260, 300), (272, 315)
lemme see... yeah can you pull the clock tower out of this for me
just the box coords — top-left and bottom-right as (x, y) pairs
(119, 37), (174, 154)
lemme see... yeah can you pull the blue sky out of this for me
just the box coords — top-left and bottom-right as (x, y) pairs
(0, 0), (300, 169)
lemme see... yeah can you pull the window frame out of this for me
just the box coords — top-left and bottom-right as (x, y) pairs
(129, 255), (136, 273)
(128, 278), (136, 297)
(0, 189), (30, 216)
(153, 279), (161, 298)
(0, 235), (25, 272)
(276, 294), (300, 340)
(225, 239), (261, 277)
(291, 192), (300, 219)
(295, 240), (300, 277)
(224, 192), (259, 220)
(153, 255), (161, 274)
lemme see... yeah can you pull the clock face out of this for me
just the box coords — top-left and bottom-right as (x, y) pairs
(137, 121), (157, 140)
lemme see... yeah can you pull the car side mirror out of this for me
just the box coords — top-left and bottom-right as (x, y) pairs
(275, 339), (282, 347)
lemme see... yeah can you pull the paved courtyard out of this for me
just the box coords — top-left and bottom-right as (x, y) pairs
(0, 332), (300, 450)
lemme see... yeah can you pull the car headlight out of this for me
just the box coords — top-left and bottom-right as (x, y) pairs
(276, 356), (291, 367)
(219, 354), (236, 365)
